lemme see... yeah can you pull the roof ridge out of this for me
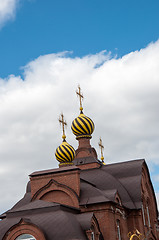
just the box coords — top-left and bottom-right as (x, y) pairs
(102, 159), (145, 167)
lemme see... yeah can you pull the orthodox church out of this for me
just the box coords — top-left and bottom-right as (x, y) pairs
(0, 87), (159, 240)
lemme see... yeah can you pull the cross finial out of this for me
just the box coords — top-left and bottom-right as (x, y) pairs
(76, 85), (84, 113)
(98, 137), (104, 162)
(59, 113), (67, 141)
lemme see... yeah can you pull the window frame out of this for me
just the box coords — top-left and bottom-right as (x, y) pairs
(16, 234), (36, 240)
(116, 219), (122, 240)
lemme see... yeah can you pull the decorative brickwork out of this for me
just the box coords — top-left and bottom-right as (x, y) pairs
(3, 219), (46, 240)
(32, 178), (79, 208)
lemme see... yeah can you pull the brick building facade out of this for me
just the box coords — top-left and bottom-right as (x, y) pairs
(0, 88), (159, 239)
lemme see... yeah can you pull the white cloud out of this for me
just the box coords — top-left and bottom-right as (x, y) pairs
(0, 41), (159, 213)
(0, 0), (19, 28)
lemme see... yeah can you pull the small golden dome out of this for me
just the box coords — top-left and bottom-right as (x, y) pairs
(55, 140), (75, 166)
(56, 113), (75, 166)
(71, 113), (95, 139)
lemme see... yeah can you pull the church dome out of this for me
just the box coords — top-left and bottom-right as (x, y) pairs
(55, 113), (75, 167)
(55, 140), (75, 166)
(71, 113), (95, 139)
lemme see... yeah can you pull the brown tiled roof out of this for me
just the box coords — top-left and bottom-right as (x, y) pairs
(0, 200), (90, 240)
(0, 159), (153, 240)
(0, 159), (145, 218)
(76, 212), (94, 230)
(79, 159), (145, 209)
(7, 200), (61, 216)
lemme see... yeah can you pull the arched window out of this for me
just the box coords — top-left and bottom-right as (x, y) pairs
(91, 226), (95, 240)
(116, 197), (121, 205)
(91, 231), (95, 240)
(16, 234), (36, 240)
(146, 198), (151, 228)
(116, 220), (122, 240)
(141, 201), (146, 226)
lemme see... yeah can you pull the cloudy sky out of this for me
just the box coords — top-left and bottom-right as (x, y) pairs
(0, 0), (159, 214)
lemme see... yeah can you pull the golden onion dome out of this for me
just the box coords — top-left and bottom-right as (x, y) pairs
(55, 113), (75, 167)
(55, 140), (75, 166)
(71, 113), (95, 139)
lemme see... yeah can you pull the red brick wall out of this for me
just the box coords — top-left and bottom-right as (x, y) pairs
(30, 168), (80, 208)
(30, 169), (80, 198)
(77, 162), (101, 170)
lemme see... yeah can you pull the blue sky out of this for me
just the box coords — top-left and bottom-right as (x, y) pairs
(1, 0), (159, 77)
(0, 0), (159, 212)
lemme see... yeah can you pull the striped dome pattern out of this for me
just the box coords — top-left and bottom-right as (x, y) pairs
(71, 113), (95, 139)
(55, 141), (75, 164)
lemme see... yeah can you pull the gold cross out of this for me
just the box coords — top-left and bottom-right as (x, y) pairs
(98, 137), (104, 162)
(59, 113), (67, 141)
(76, 85), (84, 113)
